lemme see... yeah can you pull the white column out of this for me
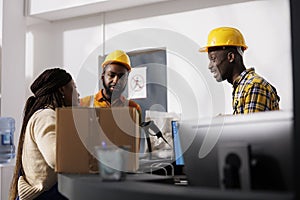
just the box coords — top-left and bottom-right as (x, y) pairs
(1, 0), (26, 199)
(1, 0), (26, 146)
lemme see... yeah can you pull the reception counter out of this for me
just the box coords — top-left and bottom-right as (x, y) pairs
(58, 173), (293, 200)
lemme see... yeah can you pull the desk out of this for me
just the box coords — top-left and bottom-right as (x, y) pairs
(58, 173), (293, 200)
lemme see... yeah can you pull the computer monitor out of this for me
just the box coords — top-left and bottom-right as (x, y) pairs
(179, 110), (294, 192)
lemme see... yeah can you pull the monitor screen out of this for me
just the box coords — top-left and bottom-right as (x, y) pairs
(171, 120), (184, 166)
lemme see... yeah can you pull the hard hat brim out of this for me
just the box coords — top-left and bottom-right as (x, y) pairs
(199, 45), (248, 53)
(102, 60), (131, 72)
(199, 47), (208, 52)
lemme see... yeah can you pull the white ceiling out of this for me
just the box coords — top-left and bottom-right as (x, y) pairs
(26, 0), (173, 21)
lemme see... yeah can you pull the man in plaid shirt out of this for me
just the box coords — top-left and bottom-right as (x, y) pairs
(199, 27), (280, 114)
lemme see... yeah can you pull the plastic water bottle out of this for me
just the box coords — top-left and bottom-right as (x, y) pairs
(0, 117), (15, 163)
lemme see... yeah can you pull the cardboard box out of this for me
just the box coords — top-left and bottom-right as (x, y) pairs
(55, 107), (140, 174)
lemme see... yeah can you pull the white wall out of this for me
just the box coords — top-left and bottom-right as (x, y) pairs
(26, 0), (292, 121)
(27, 14), (105, 99)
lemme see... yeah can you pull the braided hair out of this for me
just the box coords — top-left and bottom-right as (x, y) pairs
(9, 68), (72, 200)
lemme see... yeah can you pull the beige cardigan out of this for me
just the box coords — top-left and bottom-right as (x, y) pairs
(18, 109), (57, 200)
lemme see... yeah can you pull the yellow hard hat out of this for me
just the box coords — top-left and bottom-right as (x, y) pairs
(199, 27), (248, 52)
(102, 50), (131, 71)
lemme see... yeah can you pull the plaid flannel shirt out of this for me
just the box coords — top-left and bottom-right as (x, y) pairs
(232, 68), (280, 114)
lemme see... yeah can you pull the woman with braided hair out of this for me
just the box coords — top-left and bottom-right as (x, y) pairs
(9, 68), (80, 200)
